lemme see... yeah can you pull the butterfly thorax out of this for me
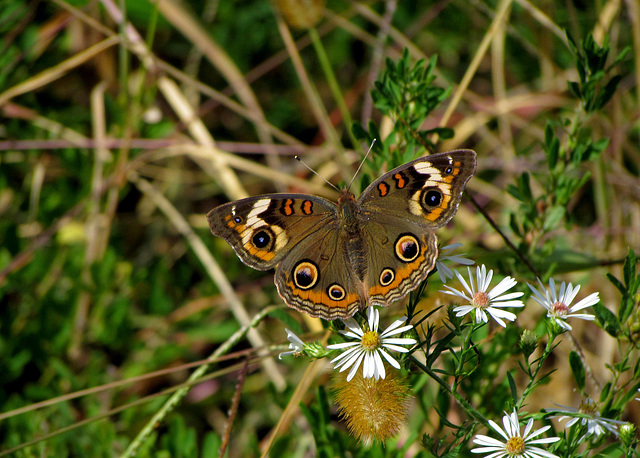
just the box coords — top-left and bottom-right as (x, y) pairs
(337, 190), (361, 234)
(337, 190), (367, 281)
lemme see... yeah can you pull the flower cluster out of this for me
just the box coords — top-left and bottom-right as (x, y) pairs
(440, 263), (600, 331)
(277, 243), (616, 450)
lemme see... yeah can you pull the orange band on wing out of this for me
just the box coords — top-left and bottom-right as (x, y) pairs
(243, 243), (275, 261)
(285, 280), (359, 310)
(425, 194), (452, 221)
(368, 250), (426, 298)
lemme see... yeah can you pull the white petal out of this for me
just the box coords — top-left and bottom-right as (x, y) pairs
(525, 446), (560, 458)
(527, 282), (546, 301)
(380, 320), (411, 337)
(442, 243), (463, 252)
(548, 278), (558, 303)
(437, 262), (451, 283)
(441, 287), (473, 302)
(363, 352), (375, 378)
(329, 345), (360, 364)
(472, 434), (505, 446)
(336, 347), (364, 371)
(285, 329), (304, 346)
(488, 276), (517, 299)
(470, 449), (506, 458)
(486, 307), (518, 320)
(563, 282), (581, 306)
(566, 313), (595, 321)
(373, 351), (386, 379)
(340, 329), (363, 340)
(481, 266), (493, 292)
(554, 318), (572, 331)
(341, 318), (364, 337)
(475, 308), (488, 324)
(488, 419), (510, 441)
(457, 268), (475, 297)
(569, 293), (599, 311)
(492, 292), (525, 301)
(327, 341), (361, 350)
(382, 337), (416, 346)
(378, 348), (401, 369)
(453, 305), (474, 313)
(491, 300), (525, 308)
(383, 343), (412, 353)
(346, 352), (365, 381)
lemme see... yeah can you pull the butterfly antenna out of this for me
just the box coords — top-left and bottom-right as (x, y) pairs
(294, 156), (341, 193)
(346, 139), (376, 192)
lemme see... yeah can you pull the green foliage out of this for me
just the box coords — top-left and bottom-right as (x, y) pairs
(566, 33), (629, 112)
(506, 32), (629, 267)
(353, 48), (453, 175)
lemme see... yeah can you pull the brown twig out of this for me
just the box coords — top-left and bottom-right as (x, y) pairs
(219, 358), (249, 458)
(465, 190), (540, 278)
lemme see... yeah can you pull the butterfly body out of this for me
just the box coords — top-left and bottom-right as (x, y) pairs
(208, 150), (476, 320)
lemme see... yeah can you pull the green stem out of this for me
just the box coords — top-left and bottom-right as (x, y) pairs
(517, 326), (559, 410)
(411, 355), (487, 423)
(308, 27), (360, 151)
(452, 322), (477, 394)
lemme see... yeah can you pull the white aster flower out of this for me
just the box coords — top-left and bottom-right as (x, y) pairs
(436, 243), (475, 283)
(441, 264), (525, 327)
(278, 329), (305, 359)
(527, 278), (598, 331)
(327, 306), (416, 382)
(551, 398), (624, 440)
(472, 409), (560, 458)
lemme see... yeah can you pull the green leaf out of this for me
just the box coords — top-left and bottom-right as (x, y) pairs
(507, 183), (522, 201)
(593, 303), (620, 337)
(623, 248), (637, 289)
(567, 80), (581, 99)
(606, 273), (626, 296)
(569, 351), (586, 390)
(592, 74), (622, 111)
(509, 213), (522, 237)
(520, 172), (532, 201)
(543, 206), (565, 231)
(507, 371), (518, 404)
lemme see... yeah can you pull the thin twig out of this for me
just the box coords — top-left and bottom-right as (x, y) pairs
(219, 358), (249, 457)
(466, 191), (540, 278)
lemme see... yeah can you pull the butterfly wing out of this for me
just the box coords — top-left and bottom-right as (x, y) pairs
(358, 150), (476, 306)
(274, 227), (364, 320)
(208, 194), (364, 319)
(360, 217), (438, 307)
(359, 150), (476, 228)
(207, 194), (337, 270)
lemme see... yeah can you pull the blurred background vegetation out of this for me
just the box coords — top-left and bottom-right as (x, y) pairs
(0, 0), (638, 456)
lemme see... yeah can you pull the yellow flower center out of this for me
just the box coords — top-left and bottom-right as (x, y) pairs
(505, 436), (525, 454)
(552, 301), (569, 316)
(579, 399), (597, 415)
(361, 331), (381, 351)
(472, 291), (490, 308)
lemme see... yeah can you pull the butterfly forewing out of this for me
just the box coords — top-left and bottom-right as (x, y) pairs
(207, 194), (336, 270)
(358, 150), (477, 228)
